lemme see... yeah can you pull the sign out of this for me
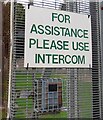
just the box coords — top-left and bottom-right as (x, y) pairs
(24, 6), (92, 68)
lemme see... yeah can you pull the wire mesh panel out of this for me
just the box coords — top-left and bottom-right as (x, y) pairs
(8, 0), (96, 119)
(100, 2), (103, 118)
(90, 2), (102, 118)
(64, 0), (93, 118)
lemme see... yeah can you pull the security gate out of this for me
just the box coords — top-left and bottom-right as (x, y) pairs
(7, 0), (102, 119)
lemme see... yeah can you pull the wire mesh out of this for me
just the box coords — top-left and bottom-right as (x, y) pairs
(8, 0), (99, 119)
(90, 2), (102, 118)
(100, 2), (103, 118)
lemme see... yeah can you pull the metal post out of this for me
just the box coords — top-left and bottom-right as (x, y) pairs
(90, 1), (101, 118)
(7, 0), (14, 118)
(99, 1), (103, 119)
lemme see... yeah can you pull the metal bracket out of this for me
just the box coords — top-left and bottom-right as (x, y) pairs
(89, 64), (91, 68)
(28, 2), (33, 9)
(88, 14), (90, 18)
(26, 63), (29, 70)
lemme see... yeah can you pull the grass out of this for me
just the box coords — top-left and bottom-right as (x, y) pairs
(16, 98), (33, 107)
(15, 74), (33, 90)
(15, 98), (33, 118)
(40, 111), (67, 119)
(15, 73), (33, 118)
(50, 74), (67, 79)
(78, 81), (92, 118)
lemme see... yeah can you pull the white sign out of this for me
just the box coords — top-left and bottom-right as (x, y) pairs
(24, 6), (92, 68)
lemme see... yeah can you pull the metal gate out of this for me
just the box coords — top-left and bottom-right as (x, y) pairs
(7, 0), (102, 119)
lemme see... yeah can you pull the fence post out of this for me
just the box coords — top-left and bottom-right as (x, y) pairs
(7, 0), (14, 119)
